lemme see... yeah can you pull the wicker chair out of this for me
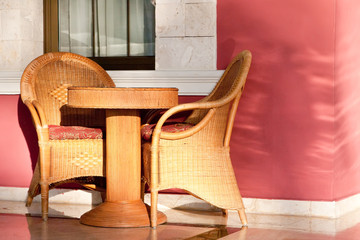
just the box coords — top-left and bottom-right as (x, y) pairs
(142, 50), (252, 227)
(20, 52), (115, 221)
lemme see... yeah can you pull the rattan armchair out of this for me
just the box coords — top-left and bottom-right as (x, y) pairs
(142, 50), (252, 227)
(20, 52), (115, 221)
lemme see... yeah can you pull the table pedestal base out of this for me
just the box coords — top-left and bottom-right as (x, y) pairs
(80, 200), (166, 227)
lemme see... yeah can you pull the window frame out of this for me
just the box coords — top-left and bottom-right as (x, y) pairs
(44, 0), (155, 70)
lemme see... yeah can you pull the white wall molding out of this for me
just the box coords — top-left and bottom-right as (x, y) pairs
(0, 72), (22, 94)
(2, 186), (360, 220)
(0, 70), (222, 95)
(108, 70), (220, 95)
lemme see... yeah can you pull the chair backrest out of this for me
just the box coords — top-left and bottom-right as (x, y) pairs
(186, 50), (252, 146)
(21, 52), (115, 127)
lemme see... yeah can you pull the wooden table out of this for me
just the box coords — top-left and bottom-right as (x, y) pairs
(67, 87), (178, 227)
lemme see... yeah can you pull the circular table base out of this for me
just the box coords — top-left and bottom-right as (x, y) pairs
(80, 200), (166, 228)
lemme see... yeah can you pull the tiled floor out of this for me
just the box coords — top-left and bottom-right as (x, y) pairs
(2, 200), (360, 239)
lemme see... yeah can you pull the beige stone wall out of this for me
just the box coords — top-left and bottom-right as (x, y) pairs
(155, 0), (217, 70)
(0, 0), (43, 71)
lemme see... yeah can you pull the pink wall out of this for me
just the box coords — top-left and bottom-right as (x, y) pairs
(0, 95), (35, 187)
(218, 0), (336, 200)
(218, 0), (360, 201)
(334, 0), (360, 200)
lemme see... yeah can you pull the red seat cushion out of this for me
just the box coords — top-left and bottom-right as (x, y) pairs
(141, 123), (193, 141)
(48, 125), (103, 140)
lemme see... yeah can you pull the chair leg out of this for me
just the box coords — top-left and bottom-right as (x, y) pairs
(141, 178), (146, 202)
(26, 160), (41, 207)
(40, 183), (49, 221)
(26, 195), (33, 207)
(100, 191), (106, 202)
(150, 190), (158, 228)
(238, 209), (248, 226)
(26, 189), (37, 207)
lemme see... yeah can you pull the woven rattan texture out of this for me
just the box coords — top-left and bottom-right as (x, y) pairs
(48, 139), (104, 183)
(20, 52), (115, 220)
(142, 50), (252, 227)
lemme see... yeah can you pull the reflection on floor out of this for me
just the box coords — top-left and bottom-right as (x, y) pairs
(2, 200), (360, 239)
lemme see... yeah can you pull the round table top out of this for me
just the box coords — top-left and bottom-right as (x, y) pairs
(67, 87), (178, 109)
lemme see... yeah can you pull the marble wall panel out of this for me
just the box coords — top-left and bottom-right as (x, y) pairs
(185, 3), (216, 37)
(0, 40), (21, 71)
(0, 0), (21, 10)
(20, 9), (33, 40)
(156, 0), (217, 70)
(0, 10), (2, 40)
(1, 9), (21, 41)
(156, 37), (216, 70)
(22, 0), (43, 11)
(156, 0), (185, 37)
(20, 41), (43, 70)
(0, 0), (42, 71)
(32, 9), (43, 42)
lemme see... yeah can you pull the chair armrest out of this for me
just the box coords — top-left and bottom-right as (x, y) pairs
(156, 101), (222, 126)
(159, 109), (215, 140)
(152, 101), (220, 141)
(24, 100), (50, 142)
(142, 93), (216, 126)
(23, 100), (43, 128)
(32, 100), (48, 127)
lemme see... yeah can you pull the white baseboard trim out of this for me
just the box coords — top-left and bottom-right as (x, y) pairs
(2, 186), (360, 219)
(0, 70), (222, 95)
